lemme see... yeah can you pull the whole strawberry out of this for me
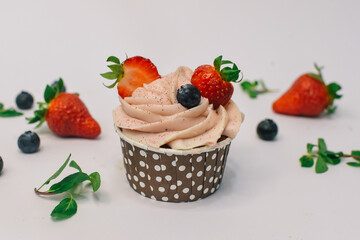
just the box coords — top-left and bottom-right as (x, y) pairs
(101, 56), (161, 98)
(27, 79), (101, 138)
(272, 64), (342, 117)
(191, 56), (242, 109)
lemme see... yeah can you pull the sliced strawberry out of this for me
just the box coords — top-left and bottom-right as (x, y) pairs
(101, 56), (161, 98)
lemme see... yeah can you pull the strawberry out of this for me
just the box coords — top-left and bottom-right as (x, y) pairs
(27, 79), (101, 138)
(272, 64), (342, 117)
(191, 56), (242, 109)
(101, 56), (161, 98)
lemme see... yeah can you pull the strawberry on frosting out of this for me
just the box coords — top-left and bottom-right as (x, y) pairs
(113, 66), (244, 150)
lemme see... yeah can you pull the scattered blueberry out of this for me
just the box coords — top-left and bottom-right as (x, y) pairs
(0, 156), (3, 174)
(16, 91), (34, 109)
(177, 84), (201, 109)
(17, 131), (40, 153)
(51, 80), (66, 92)
(257, 119), (278, 141)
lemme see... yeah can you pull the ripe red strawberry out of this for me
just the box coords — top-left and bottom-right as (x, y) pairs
(191, 56), (242, 109)
(101, 56), (161, 98)
(28, 79), (101, 138)
(272, 64), (342, 117)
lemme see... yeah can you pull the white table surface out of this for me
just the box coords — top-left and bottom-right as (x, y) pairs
(1, 0), (359, 239)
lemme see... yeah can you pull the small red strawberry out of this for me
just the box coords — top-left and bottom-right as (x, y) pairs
(27, 79), (101, 138)
(101, 56), (161, 98)
(272, 64), (342, 117)
(191, 56), (242, 109)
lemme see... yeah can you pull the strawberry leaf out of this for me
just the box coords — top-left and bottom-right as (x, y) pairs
(214, 56), (222, 72)
(107, 64), (123, 74)
(106, 56), (120, 64)
(44, 85), (56, 103)
(100, 72), (118, 80)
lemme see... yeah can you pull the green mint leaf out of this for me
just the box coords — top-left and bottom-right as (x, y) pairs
(347, 162), (360, 167)
(320, 153), (340, 165)
(89, 172), (101, 192)
(315, 154), (328, 173)
(69, 160), (82, 172)
(351, 151), (360, 161)
(100, 72), (118, 80)
(300, 155), (314, 167)
(51, 197), (77, 219)
(213, 56), (222, 72)
(0, 103), (4, 110)
(106, 56), (120, 64)
(48, 172), (90, 194)
(0, 109), (23, 117)
(44, 85), (56, 103)
(318, 138), (327, 154)
(107, 64), (123, 74)
(37, 154), (72, 191)
(307, 143), (316, 153)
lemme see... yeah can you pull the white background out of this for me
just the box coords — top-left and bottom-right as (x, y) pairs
(0, 0), (359, 239)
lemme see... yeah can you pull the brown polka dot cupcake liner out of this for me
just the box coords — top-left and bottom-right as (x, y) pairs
(115, 127), (232, 202)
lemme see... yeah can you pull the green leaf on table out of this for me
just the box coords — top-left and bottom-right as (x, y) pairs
(320, 153), (340, 165)
(89, 172), (101, 192)
(69, 160), (82, 172)
(307, 143), (316, 153)
(51, 197), (77, 219)
(317, 138), (327, 154)
(300, 155), (314, 167)
(48, 172), (89, 194)
(0, 109), (23, 117)
(346, 162), (360, 167)
(315, 154), (328, 173)
(42, 154), (71, 186)
(0, 103), (3, 110)
(351, 151), (360, 161)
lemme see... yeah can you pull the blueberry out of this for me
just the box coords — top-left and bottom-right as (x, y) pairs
(16, 91), (34, 109)
(17, 131), (40, 153)
(257, 119), (278, 141)
(51, 80), (66, 92)
(0, 156), (3, 174)
(176, 84), (201, 109)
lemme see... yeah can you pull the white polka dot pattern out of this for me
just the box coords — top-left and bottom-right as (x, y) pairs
(120, 137), (231, 202)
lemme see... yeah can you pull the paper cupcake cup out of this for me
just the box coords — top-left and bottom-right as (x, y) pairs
(115, 126), (232, 202)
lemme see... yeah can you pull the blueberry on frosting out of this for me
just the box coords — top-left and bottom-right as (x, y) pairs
(176, 84), (201, 109)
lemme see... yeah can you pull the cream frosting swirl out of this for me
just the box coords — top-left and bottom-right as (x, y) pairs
(113, 66), (244, 150)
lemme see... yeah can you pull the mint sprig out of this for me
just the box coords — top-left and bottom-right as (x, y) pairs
(240, 79), (275, 98)
(0, 102), (23, 118)
(300, 138), (360, 173)
(35, 154), (101, 219)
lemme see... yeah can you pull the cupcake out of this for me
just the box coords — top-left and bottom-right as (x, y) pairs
(102, 55), (244, 202)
